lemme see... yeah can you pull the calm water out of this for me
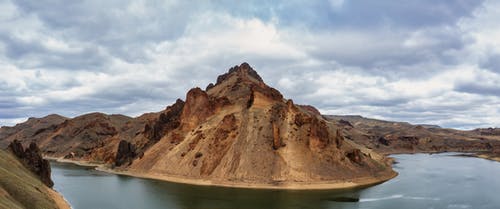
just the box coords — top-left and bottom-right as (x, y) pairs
(51, 153), (500, 209)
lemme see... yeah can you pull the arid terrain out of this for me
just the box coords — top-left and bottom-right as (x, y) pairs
(326, 115), (500, 161)
(1, 63), (499, 190)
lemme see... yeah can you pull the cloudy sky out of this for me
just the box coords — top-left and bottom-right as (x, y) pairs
(1, 0), (499, 129)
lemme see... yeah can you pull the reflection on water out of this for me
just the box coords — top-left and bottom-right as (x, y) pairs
(51, 153), (500, 209)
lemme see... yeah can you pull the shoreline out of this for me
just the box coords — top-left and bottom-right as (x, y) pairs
(44, 156), (104, 167)
(46, 156), (397, 190)
(46, 150), (498, 191)
(47, 187), (72, 209)
(100, 167), (398, 190)
(380, 150), (500, 163)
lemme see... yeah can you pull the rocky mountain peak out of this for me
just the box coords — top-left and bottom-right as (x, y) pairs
(206, 63), (264, 91)
(219, 62), (263, 83)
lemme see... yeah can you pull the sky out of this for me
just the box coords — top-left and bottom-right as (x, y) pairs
(0, 0), (499, 130)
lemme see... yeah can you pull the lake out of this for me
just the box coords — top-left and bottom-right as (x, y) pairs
(51, 153), (500, 209)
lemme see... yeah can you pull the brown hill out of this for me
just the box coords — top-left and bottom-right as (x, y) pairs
(1, 112), (149, 164)
(326, 115), (500, 161)
(0, 114), (67, 148)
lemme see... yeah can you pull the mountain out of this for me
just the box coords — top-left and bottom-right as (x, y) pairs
(0, 63), (396, 189)
(122, 63), (396, 188)
(0, 114), (67, 148)
(0, 112), (149, 164)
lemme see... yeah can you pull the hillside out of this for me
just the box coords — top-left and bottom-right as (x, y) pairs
(326, 115), (500, 161)
(0, 113), (148, 164)
(0, 149), (70, 209)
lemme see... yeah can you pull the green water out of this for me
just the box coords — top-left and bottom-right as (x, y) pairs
(51, 153), (500, 209)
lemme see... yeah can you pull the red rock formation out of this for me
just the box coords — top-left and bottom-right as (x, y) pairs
(346, 149), (363, 165)
(308, 118), (331, 150)
(8, 140), (54, 187)
(180, 88), (213, 130)
(144, 99), (185, 142)
(335, 129), (343, 148)
(215, 62), (263, 86)
(200, 114), (238, 176)
(294, 112), (311, 127)
(115, 140), (137, 166)
(378, 136), (390, 146)
(298, 105), (321, 115)
(338, 119), (353, 128)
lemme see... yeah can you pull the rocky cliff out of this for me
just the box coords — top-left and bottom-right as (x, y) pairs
(8, 140), (53, 187)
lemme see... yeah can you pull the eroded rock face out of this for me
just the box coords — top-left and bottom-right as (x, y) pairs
(338, 119), (353, 128)
(8, 140), (24, 157)
(294, 112), (311, 127)
(250, 85), (283, 102)
(215, 62), (264, 86)
(144, 99), (185, 142)
(115, 140), (136, 166)
(335, 129), (343, 148)
(308, 118), (331, 150)
(181, 88), (213, 129)
(346, 149), (363, 165)
(8, 140), (54, 187)
(298, 105), (321, 116)
(378, 136), (390, 146)
(200, 114), (238, 176)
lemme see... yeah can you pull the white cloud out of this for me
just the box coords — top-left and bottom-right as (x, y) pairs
(0, 0), (18, 20)
(0, 0), (499, 130)
(328, 0), (345, 11)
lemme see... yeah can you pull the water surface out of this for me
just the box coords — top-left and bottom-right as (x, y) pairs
(51, 153), (500, 209)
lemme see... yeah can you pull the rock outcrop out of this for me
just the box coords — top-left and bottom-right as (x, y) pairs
(180, 88), (213, 130)
(144, 99), (185, 142)
(8, 140), (54, 187)
(115, 140), (137, 166)
(0, 149), (70, 209)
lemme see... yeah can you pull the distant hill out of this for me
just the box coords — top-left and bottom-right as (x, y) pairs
(325, 115), (500, 160)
